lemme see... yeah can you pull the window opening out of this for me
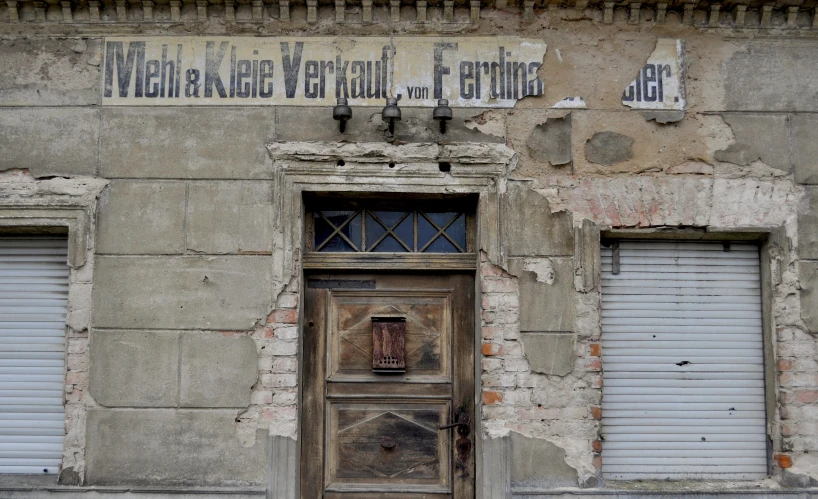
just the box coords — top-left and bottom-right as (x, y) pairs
(312, 209), (469, 253)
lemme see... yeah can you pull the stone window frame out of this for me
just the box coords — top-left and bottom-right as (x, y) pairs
(593, 227), (783, 483)
(0, 174), (108, 485)
(266, 141), (515, 498)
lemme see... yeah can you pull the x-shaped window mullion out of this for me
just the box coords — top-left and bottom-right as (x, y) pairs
(419, 212), (464, 253)
(366, 210), (413, 252)
(314, 211), (361, 251)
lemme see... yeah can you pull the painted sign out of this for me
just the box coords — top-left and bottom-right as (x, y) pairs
(622, 38), (686, 111)
(102, 37), (546, 107)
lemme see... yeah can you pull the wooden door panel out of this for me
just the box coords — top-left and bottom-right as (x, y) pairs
(329, 291), (451, 382)
(302, 273), (474, 499)
(327, 402), (450, 487)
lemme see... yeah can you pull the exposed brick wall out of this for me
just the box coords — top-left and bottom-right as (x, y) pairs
(480, 252), (601, 480)
(240, 283), (300, 440)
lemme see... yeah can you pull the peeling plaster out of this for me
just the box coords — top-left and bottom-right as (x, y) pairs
(622, 39), (686, 115)
(523, 258), (555, 284)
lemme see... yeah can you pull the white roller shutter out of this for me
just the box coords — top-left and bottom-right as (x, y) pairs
(0, 238), (68, 474)
(600, 241), (767, 480)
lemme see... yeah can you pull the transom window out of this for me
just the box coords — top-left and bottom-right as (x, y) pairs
(305, 196), (475, 254)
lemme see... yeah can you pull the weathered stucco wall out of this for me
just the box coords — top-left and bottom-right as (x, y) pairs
(2, 8), (818, 495)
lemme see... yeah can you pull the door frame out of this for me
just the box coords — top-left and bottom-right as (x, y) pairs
(266, 141), (516, 498)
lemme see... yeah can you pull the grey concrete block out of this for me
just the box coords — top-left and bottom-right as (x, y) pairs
(180, 333), (258, 408)
(509, 257), (576, 332)
(793, 114), (818, 185)
(521, 332), (575, 376)
(510, 431), (578, 489)
(92, 256), (272, 330)
(503, 182), (573, 257)
(574, 219), (600, 293)
(527, 115), (571, 166)
(0, 108), (99, 177)
(724, 42), (818, 112)
(482, 435), (511, 499)
(584, 131), (633, 166)
(275, 106), (505, 144)
(89, 330), (179, 408)
(798, 187), (818, 260)
(0, 38), (101, 106)
(86, 409), (268, 486)
(99, 108), (275, 179)
(714, 114), (790, 172)
(801, 261), (818, 333)
(96, 181), (186, 255)
(187, 182), (274, 254)
(268, 435), (298, 499)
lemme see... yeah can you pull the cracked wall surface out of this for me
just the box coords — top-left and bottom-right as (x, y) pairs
(1, 12), (818, 496)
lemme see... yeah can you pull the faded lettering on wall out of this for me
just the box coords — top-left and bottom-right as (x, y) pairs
(101, 37), (547, 107)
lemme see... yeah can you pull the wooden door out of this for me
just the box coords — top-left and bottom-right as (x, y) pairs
(301, 273), (475, 499)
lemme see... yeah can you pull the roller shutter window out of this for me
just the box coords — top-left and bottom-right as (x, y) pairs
(0, 238), (68, 474)
(600, 241), (767, 480)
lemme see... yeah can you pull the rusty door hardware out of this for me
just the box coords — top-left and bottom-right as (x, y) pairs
(372, 317), (406, 373)
(440, 408), (472, 470)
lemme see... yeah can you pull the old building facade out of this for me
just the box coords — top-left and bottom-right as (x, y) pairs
(1, 0), (818, 496)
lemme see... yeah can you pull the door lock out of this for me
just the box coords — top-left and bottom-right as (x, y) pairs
(439, 409), (472, 472)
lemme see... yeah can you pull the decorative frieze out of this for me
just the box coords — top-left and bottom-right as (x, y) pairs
(1, 0), (815, 29)
(33, 0), (45, 21)
(142, 0), (153, 21)
(362, 0), (372, 22)
(443, 0), (454, 21)
(116, 0), (127, 21)
(169, 0), (181, 21)
(416, 0), (426, 22)
(628, 2), (640, 24)
(787, 6), (799, 26)
(734, 4), (746, 25)
(655, 2), (666, 23)
(603, 2), (614, 24)
(279, 0), (289, 21)
(197, 0), (207, 21)
(6, 0), (18, 22)
(760, 3), (773, 25)
(708, 3), (720, 26)
(61, 0), (71, 21)
(682, 2), (694, 24)
(390, 0), (400, 21)
(88, 0), (100, 20)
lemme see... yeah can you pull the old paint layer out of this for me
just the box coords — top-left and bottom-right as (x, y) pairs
(621, 38), (686, 112)
(101, 37), (546, 107)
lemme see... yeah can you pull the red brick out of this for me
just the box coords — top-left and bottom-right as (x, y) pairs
(589, 343), (601, 357)
(781, 423), (794, 437)
(592, 456), (602, 469)
(590, 406), (602, 420)
(778, 358), (793, 372)
(795, 390), (818, 404)
(775, 454), (793, 469)
(482, 343), (502, 356)
(267, 309), (298, 324)
(592, 440), (602, 453)
(586, 358), (602, 371)
(482, 391), (504, 405)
